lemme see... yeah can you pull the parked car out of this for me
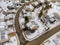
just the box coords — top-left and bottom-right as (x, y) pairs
(45, 15), (56, 24)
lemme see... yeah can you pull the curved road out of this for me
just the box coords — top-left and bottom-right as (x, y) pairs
(15, 1), (60, 45)
(15, 1), (33, 45)
(15, 4), (26, 45)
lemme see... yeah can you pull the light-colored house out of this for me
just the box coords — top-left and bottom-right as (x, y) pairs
(6, 20), (14, 25)
(0, 22), (7, 26)
(0, 13), (5, 22)
(0, 26), (6, 31)
(0, 31), (9, 43)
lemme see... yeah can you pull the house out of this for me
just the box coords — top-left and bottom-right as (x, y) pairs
(0, 13), (5, 22)
(0, 31), (9, 43)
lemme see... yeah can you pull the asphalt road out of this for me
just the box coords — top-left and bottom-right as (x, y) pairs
(15, 4), (27, 45)
(15, 1), (33, 45)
